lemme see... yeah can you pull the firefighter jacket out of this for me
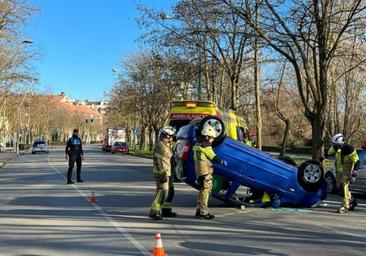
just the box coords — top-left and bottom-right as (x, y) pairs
(340, 143), (359, 164)
(193, 142), (218, 177)
(152, 140), (173, 179)
(328, 146), (342, 172)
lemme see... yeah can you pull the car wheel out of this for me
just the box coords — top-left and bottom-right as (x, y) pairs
(298, 160), (324, 192)
(325, 172), (337, 193)
(198, 115), (226, 146)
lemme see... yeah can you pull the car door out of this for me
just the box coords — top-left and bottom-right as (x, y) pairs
(351, 150), (366, 194)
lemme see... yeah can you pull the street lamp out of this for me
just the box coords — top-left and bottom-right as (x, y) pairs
(14, 39), (35, 155)
(22, 39), (34, 44)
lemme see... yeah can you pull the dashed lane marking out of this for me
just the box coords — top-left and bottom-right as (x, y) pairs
(47, 155), (149, 256)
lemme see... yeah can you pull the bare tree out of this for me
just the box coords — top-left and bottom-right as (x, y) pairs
(139, 0), (252, 110)
(224, 0), (366, 158)
(106, 52), (181, 150)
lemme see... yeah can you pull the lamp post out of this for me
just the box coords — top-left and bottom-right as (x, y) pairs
(14, 38), (35, 155)
(15, 40), (34, 155)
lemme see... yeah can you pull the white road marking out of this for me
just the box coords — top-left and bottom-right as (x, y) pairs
(47, 155), (149, 256)
(324, 199), (366, 207)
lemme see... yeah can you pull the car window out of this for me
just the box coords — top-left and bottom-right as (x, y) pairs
(236, 127), (246, 142)
(169, 120), (191, 132)
(33, 141), (46, 146)
(114, 142), (127, 146)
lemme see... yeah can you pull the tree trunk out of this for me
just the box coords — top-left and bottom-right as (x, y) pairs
(230, 77), (238, 110)
(153, 124), (160, 143)
(198, 54), (202, 100)
(139, 126), (145, 150)
(204, 51), (211, 100)
(219, 67), (225, 106)
(148, 125), (154, 151)
(280, 119), (290, 157)
(311, 113), (325, 160)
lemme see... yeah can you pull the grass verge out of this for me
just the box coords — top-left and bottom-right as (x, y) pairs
(129, 149), (153, 158)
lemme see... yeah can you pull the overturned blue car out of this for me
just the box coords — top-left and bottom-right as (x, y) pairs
(174, 116), (328, 208)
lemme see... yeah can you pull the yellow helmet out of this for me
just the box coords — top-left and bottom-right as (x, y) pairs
(201, 126), (217, 138)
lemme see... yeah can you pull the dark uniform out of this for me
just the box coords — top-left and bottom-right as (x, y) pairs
(66, 135), (84, 183)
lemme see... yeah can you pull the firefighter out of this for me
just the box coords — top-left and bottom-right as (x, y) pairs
(65, 128), (84, 184)
(193, 126), (227, 219)
(149, 126), (177, 220)
(327, 134), (343, 191)
(329, 133), (359, 213)
(243, 129), (252, 147)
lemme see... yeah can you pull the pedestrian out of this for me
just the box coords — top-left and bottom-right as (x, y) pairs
(149, 126), (177, 220)
(328, 133), (358, 213)
(65, 128), (84, 184)
(193, 126), (227, 219)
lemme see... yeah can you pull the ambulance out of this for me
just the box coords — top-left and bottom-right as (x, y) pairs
(168, 100), (247, 141)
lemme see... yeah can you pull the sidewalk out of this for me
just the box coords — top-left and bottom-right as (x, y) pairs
(0, 150), (18, 168)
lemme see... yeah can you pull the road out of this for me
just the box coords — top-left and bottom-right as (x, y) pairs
(0, 145), (365, 256)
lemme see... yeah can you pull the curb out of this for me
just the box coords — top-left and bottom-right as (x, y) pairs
(128, 153), (153, 159)
(0, 160), (7, 168)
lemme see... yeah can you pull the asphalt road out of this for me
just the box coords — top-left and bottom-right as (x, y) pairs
(0, 145), (365, 256)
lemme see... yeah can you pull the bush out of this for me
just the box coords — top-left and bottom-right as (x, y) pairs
(19, 144), (31, 150)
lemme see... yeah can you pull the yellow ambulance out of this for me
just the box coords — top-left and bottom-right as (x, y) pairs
(168, 100), (247, 141)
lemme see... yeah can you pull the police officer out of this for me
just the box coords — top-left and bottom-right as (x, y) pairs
(149, 126), (177, 220)
(193, 126), (227, 219)
(65, 128), (84, 184)
(329, 133), (359, 213)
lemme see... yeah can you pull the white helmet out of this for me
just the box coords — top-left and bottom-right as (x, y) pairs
(160, 126), (176, 137)
(201, 126), (218, 138)
(331, 133), (344, 145)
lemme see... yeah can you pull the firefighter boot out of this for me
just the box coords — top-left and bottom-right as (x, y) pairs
(349, 198), (358, 211)
(149, 212), (163, 220)
(162, 208), (177, 217)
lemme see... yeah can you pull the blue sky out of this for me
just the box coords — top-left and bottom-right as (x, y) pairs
(24, 0), (174, 101)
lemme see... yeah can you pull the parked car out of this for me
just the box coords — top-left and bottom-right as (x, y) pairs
(32, 141), (49, 154)
(174, 115), (328, 208)
(111, 142), (129, 154)
(325, 150), (366, 194)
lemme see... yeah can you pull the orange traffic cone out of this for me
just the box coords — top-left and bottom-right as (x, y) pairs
(88, 191), (97, 203)
(150, 233), (168, 256)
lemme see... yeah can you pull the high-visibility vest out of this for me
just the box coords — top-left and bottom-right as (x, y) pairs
(193, 143), (216, 177)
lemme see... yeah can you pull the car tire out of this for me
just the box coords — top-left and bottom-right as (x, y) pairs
(325, 172), (337, 194)
(198, 115), (226, 146)
(298, 160), (324, 192)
